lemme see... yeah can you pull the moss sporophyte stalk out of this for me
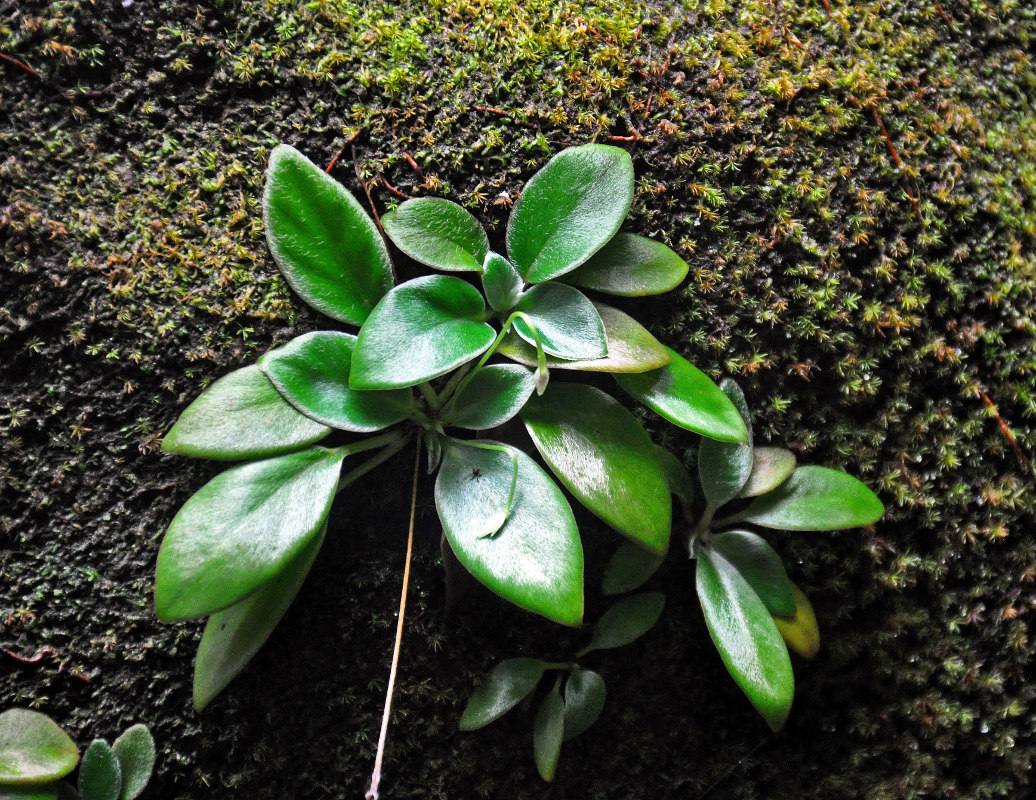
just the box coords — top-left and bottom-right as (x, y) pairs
(157, 142), (883, 789)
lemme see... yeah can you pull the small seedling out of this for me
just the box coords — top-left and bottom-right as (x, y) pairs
(460, 593), (665, 781)
(0, 709), (155, 800)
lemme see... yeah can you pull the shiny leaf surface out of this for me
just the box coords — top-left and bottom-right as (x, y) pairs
(437, 442), (583, 625)
(498, 301), (669, 373)
(698, 378), (754, 507)
(507, 144), (634, 283)
(696, 548), (793, 732)
(382, 197), (489, 272)
(0, 710), (78, 786)
(155, 447), (345, 621)
(193, 524), (326, 711)
(563, 233), (688, 296)
(616, 347), (748, 443)
(710, 530), (795, 617)
(162, 365), (330, 461)
(259, 332), (413, 431)
(436, 442), (517, 542)
(481, 251), (524, 312)
(523, 383), (671, 553)
(443, 365), (536, 430)
(264, 144), (392, 324)
(513, 283), (607, 360)
(459, 658), (552, 730)
(350, 275), (495, 390)
(601, 540), (665, 596)
(735, 466), (884, 530)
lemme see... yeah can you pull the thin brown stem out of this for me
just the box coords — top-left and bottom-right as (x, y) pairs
(352, 144), (397, 283)
(365, 433), (422, 800)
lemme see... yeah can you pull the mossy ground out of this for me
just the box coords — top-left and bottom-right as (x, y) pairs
(2, 0), (1035, 797)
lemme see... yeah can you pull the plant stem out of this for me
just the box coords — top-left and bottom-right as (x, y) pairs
(685, 502), (718, 553)
(434, 362), (473, 408)
(366, 433), (422, 800)
(336, 435), (411, 495)
(417, 381), (441, 411)
(334, 429), (405, 461)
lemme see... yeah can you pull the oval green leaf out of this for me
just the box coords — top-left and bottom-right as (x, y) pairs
(533, 684), (565, 782)
(350, 275), (496, 390)
(436, 441), (518, 542)
(507, 144), (634, 283)
(734, 465), (884, 531)
(382, 197), (489, 272)
(563, 233), (688, 296)
(459, 658), (552, 730)
(111, 725), (154, 800)
(513, 283), (607, 360)
(698, 378), (754, 508)
(78, 741), (120, 800)
(481, 251), (524, 312)
(578, 592), (665, 656)
(562, 669), (606, 741)
(696, 547), (793, 732)
(522, 383), (671, 554)
(498, 301), (669, 373)
(263, 144), (392, 325)
(155, 447), (345, 621)
(616, 347), (748, 443)
(738, 447), (797, 498)
(193, 523), (326, 711)
(710, 530), (795, 617)
(162, 365), (330, 461)
(443, 365), (535, 430)
(773, 583), (821, 658)
(259, 331), (413, 432)
(0, 710), (78, 786)
(437, 441), (583, 625)
(601, 540), (665, 596)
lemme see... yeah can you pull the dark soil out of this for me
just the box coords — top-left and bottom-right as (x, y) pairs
(2, 1), (1035, 798)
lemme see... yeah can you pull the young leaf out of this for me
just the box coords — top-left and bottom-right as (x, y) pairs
(738, 447), (796, 498)
(709, 530), (795, 617)
(615, 347), (749, 444)
(522, 383), (671, 554)
(442, 365), (536, 430)
(259, 332), (413, 432)
(507, 144), (634, 283)
(459, 658), (552, 730)
(481, 251), (524, 312)
(382, 197), (489, 272)
(498, 301), (669, 373)
(110, 726), (154, 800)
(193, 524), (326, 711)
(773, 583), (821, 658)
(696, 548), (793, 732)
(438, 441), (583, 625)
(655, 445), (696, 507)
(155, 447), (345, 621)
(77, 741), (120, 800)
(435, 441), (518, 542)
(263, 144), (392, 325)
(562, 669), (606, 741)
(733, 466), (884, 531)
(0, 709), (78, 786)
(698, 378), (754, 508)
(512, 283), (608, 360)
(601, 541), (665, 596)
(562, 233), (688, 296)
(162, 365), (330, 461)
(349, 275), (495, 390)
(578, 592), (665, 655)
(533, 684), (565, 782)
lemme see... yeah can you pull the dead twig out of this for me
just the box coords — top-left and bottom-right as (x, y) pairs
(0, 52), (37, 76)
(976, 386), (1030, 466)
